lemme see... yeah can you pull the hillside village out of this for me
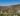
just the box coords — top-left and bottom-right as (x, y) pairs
(0, 4), (20, 16)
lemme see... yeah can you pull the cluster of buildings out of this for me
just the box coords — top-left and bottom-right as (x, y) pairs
(0, 5), (20, 16)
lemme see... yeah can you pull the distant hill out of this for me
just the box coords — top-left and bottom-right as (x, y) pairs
(0, 4), (20, 9)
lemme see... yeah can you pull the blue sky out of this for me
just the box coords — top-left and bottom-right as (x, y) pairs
(0, 0), (20, 6)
